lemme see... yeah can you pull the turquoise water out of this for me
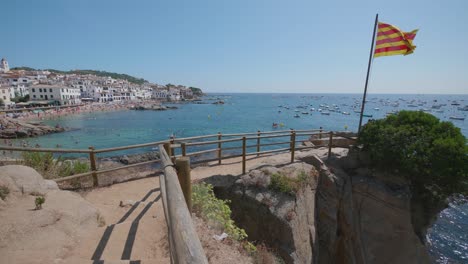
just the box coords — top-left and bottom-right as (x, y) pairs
(19, 93), (468, 152)
(11, 93), (468, 263)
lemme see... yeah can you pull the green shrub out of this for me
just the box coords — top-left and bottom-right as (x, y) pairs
(0, 185), (10, 200)
(269, 171), (311, 195)
(358, 111), (468, 199)
(35, 196), (45, 210)
(192, 183), (256, 252)
(21, 152), (90, 179)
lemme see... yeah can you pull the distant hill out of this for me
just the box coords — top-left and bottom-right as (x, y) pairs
(189, 87), (204, 96)
(11, 67), (147, 85)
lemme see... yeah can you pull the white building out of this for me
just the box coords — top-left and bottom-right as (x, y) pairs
(29, 85), (81, 105)
(152, 88), (168, 100)
(0, 58), (9, 73)
(0, 86), (12, 106)
(9, 84), (29, 98)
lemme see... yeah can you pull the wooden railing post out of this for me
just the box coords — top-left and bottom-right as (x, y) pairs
(319, 126), (323, 139)
(217, 132), (222, 165)
(290, 131), (296, 163)
(181, 143), (186, 157)
(328, 132), (333, 159)
(256, 130), (261, 157)
(164, 143), (172, 157)
(175, 157), (192, 213)
(88, 146), (98, 187)
(242, 136), (246, 174)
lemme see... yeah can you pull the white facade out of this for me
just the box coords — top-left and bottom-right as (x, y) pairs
(0, 58), (9, 73)
(152, 88), (168, 100)
(29, 85), (81, 105)
(9, 84), (29, 98)
(0, 86), (12, 106)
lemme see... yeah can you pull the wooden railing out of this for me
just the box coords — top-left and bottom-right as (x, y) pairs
(0, 128), (357, 264)
(159, 144), (208, 264)
(0, 128), (357, 186)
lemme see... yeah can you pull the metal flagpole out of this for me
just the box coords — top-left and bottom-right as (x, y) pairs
(358, 13), (379, 133)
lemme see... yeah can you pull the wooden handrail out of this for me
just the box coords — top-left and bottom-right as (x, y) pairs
(158, 144), (208, 264)
(0, 146), (91, 153)
(1, 127), (336, 186)
(94, 140), (167, 153)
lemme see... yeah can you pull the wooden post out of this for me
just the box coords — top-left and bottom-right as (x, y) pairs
(217, 132), (222, 165)
(256, 130), (261, 157)
(164, 143), (172, 157)
(290, 131), (296, 163)
(319, 126), (323, 139)
(175, 157), (192, 213)
(242, 136), (246, 174)
(170, 135), (175, 160)
(328, 132), (333, 159)
(181, 143), (186, 157)
(88, 146), (98, 187)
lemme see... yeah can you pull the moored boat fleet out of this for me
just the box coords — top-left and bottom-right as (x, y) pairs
(276, 97), (467, 121)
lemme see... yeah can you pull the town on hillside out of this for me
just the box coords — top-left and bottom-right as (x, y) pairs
(0, 58), (203, 109)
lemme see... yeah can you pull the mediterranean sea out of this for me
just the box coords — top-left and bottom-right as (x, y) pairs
(14, 93), (468, 263)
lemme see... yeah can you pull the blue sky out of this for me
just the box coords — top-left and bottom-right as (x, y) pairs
(2, 0), (468, 94)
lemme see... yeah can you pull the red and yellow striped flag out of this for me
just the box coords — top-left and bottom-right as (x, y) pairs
(374, 22), (418, 58)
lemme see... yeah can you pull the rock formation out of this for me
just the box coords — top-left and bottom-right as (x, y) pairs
(0, 165), (102, 264)
(201, 148), (434, 264)
(0, 118), (65, 139)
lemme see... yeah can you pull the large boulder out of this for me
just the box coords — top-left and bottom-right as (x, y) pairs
(0, 165), (58, 195)
(0, 165), (102, 264)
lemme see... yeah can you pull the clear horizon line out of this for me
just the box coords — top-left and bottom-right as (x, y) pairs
(204, 91), (468, 95)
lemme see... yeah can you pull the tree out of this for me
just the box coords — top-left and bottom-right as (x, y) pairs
(359, 111), (468, 239)
(358, 111), (468, 199)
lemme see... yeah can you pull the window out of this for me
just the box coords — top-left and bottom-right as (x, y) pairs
(51, 95), (54, 98)
(62, 89), (64, 92)
(1, 90), (4, 93)
(49, 89), (52, 92)
(3, 96), (6, 100)
(32, 88), (35, 92)
(40, 95), (43, 98)
(39, 88), (42, 92)
(33, 95), (36, 98)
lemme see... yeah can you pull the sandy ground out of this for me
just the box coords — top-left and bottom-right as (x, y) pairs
(0, 147), (342, 264)
(61, 176), (170, 264)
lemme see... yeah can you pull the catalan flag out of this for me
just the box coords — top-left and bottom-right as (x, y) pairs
(374, 22), (418, 58)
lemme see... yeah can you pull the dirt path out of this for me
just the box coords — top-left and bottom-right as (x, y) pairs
(62, 176), (169, 264)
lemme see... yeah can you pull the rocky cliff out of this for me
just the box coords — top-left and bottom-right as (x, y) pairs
(201, 148), (434, 264)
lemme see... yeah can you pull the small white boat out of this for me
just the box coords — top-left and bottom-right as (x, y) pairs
(458, 105), (468, 111)
(449, 116), (465, 120)
(374, 108), (380, 111)
(294, 114), (300, 118)
(321, 112), (330, 115)
(342, 112), (350, 115)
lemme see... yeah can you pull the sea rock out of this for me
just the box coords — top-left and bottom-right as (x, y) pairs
(0, 118), (65, 139)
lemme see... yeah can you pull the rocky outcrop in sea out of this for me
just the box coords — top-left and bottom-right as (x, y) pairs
(0, 118), (65, 139)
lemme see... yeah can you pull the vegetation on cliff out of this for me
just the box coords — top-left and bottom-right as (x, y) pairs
(359, 111), (468, 240)
(358, 111), (467, 198)
(12, 67), (147, 85)
(189, 86), (204, 96)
